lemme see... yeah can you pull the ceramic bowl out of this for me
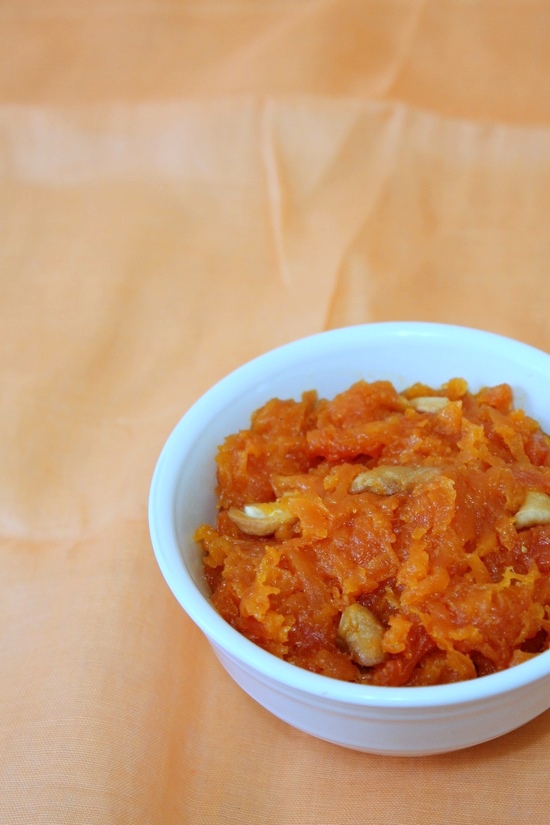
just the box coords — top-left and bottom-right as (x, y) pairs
(148, 322), (550, 755)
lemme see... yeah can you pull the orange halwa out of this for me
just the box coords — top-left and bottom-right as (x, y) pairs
(195, 379), (550, 686)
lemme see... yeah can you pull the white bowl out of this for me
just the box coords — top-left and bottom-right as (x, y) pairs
(148, 322), (550, 756)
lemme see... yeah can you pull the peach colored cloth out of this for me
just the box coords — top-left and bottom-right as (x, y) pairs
(1, 1), (549, 822)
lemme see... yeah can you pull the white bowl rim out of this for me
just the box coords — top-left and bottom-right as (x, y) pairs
(149, 321), (550, 710)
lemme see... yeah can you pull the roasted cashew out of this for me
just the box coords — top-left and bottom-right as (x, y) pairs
(514, 490), (550, 529)
(350, 465), (440, 495)
(338, 603), (386, 667)
(409, 396), (450, 413)
(227, 501), (297, 536)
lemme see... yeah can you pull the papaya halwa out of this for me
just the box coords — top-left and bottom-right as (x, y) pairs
(194, 379), (550, 686)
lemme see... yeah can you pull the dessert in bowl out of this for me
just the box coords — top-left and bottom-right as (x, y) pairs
(148, 322), (550, 755)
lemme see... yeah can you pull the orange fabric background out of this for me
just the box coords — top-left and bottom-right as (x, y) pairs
(1, 1), (549, 822)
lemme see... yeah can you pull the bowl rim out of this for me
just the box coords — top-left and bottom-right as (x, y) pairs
(149, 321), (550, 710)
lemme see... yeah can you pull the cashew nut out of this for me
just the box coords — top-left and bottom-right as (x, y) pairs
(409, 396), (450, 413)
(514, 490), (550, 530)
(337, 603), (386, 667)
(227, 501), (297, 536)
(350, 465), (440, 495)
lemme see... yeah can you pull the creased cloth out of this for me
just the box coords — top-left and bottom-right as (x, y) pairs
(1, 2), (550, 823)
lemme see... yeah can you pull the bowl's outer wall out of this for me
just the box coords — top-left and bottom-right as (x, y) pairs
(211, 643), (550, 756)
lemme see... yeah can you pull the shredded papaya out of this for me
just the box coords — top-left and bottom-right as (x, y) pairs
(195, 379), (550, 686)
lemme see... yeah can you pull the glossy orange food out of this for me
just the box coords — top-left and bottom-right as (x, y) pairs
(195, 379), (550, 686)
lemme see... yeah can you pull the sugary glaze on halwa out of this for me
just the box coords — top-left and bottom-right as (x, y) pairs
(195, 379), (550, 686)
